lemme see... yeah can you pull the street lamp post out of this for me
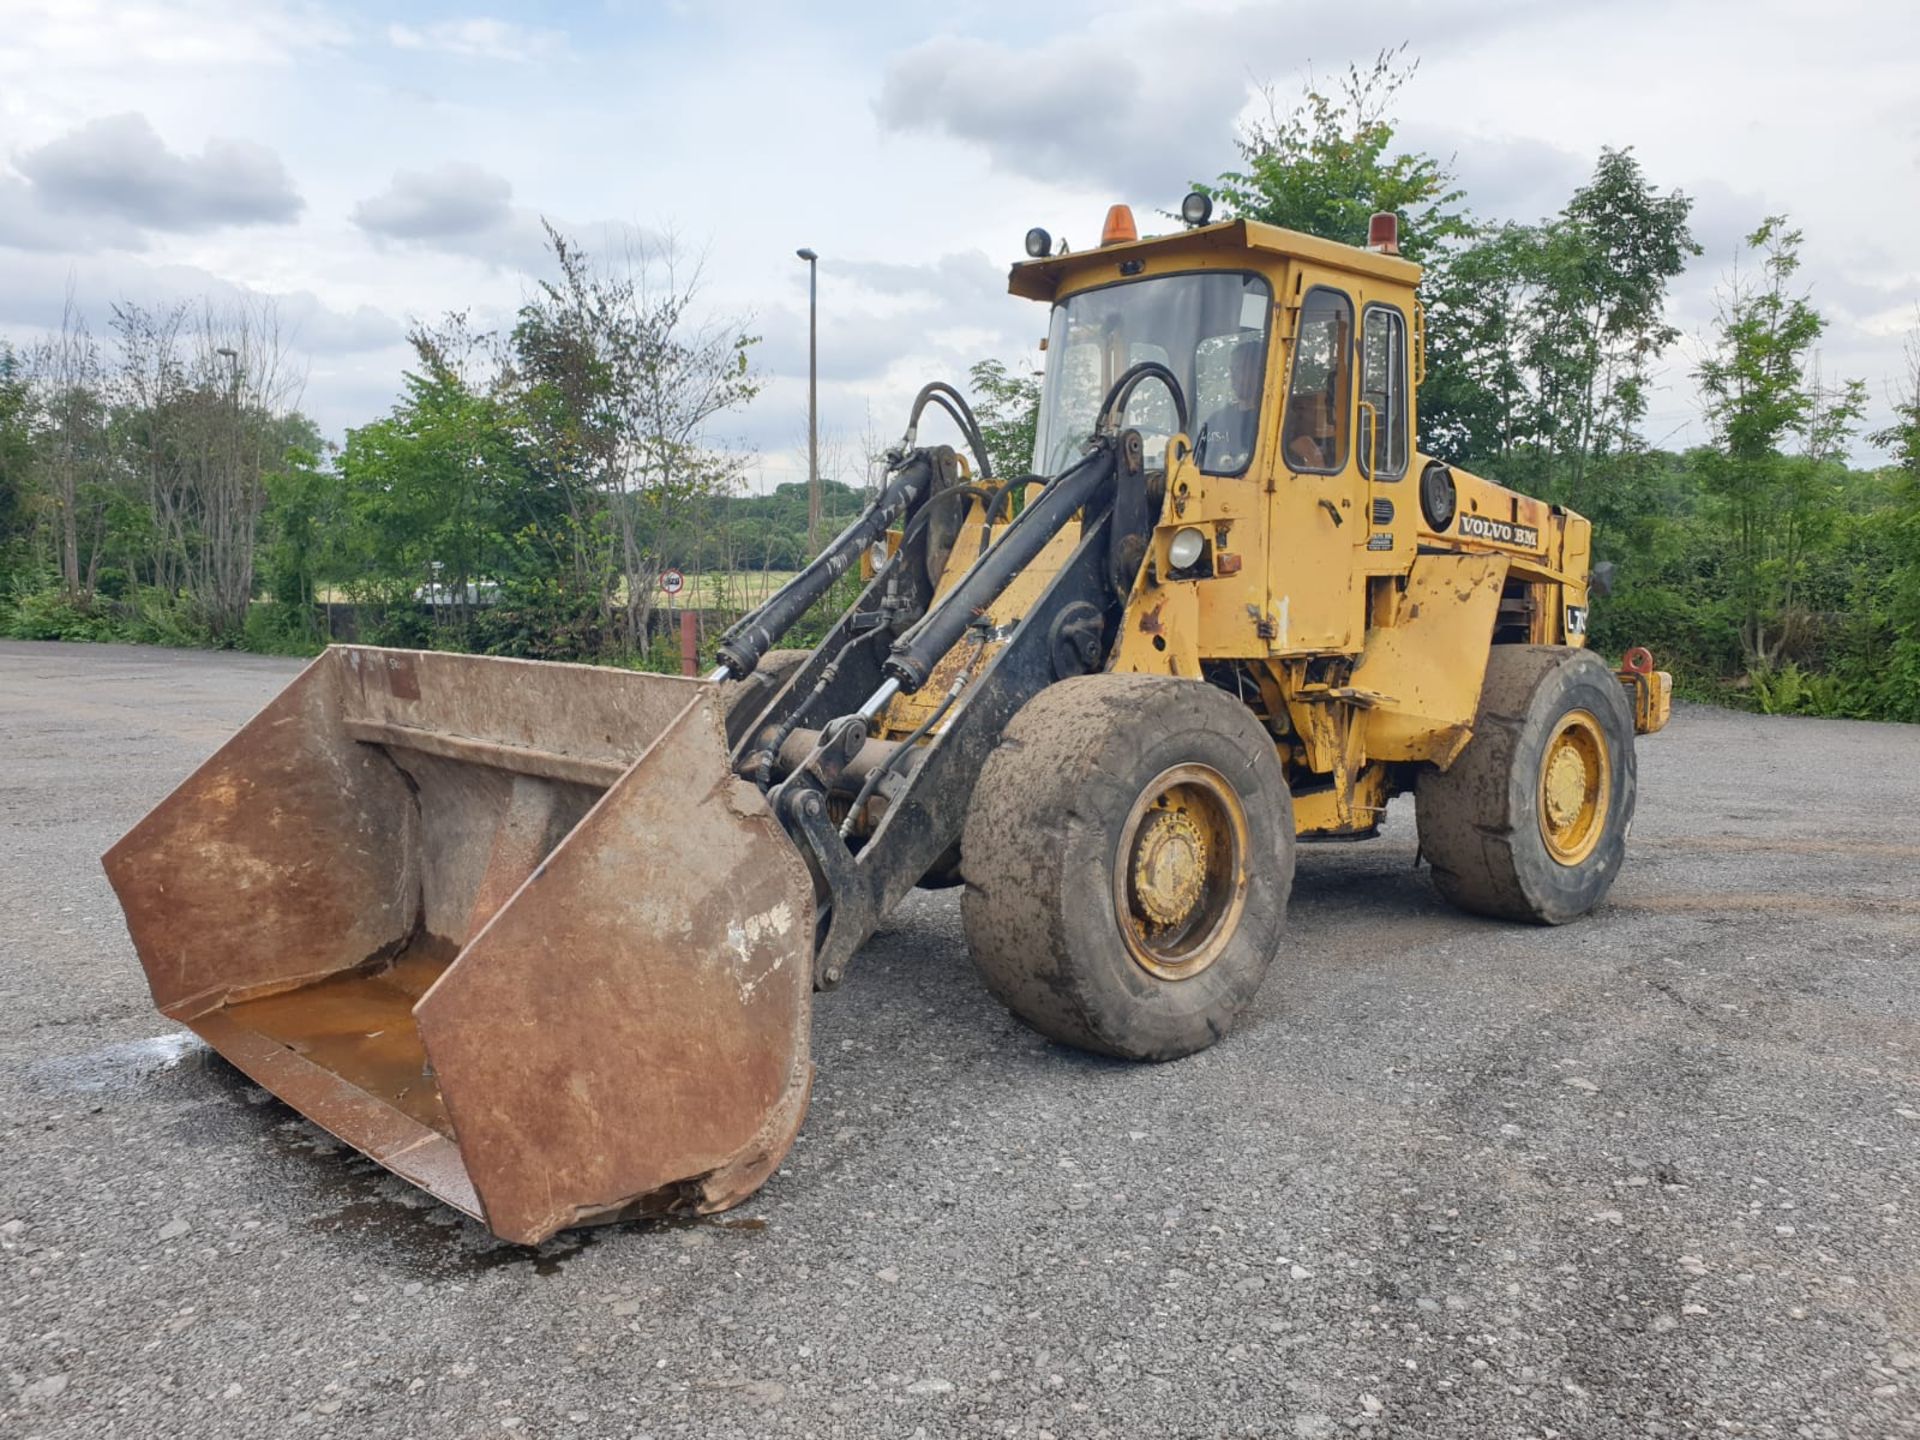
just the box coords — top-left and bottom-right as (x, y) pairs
(796, 247), (819, 554)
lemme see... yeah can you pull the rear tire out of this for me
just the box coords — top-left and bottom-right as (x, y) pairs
(960, 674), (1294, 1061)
(1416, 645), (1636, 924)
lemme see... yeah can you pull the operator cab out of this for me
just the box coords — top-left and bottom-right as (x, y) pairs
(1014, 202), (1417, 489)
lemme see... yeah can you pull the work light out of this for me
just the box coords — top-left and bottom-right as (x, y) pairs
(1168, 527), (1206, 571)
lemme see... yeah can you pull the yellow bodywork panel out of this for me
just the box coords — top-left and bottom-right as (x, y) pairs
(1110, 575), (1201, 678)
(880, 500), (1084, 737)
(1348, 553), (1510, 765)
(1292, 763), (1391, 836)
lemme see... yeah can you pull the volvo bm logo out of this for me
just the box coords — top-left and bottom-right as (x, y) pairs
(1458, 513), (1541, 548)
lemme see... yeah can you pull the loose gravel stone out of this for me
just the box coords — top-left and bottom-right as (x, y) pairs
(3, 643), (1917, 1440)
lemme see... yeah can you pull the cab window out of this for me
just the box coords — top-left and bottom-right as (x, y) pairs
(1031, 271), (1272, 477)
(1360, 304), (1409, 479)
(1281, 287), (1352, 474)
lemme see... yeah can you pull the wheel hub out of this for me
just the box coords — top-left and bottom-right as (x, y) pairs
(1114, 765), (1250, 981)
(1537, 710), (1611, 866)
(1542, 744), (1590, 831)
(1131, 809), (1208, 927)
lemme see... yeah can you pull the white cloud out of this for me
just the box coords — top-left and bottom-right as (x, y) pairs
(0, 249), (401, 372)
(351, 163), (516, 241)
(386, 18), (566, 63)
(0, 0), (1915, 468)
(348, 164), (668, 280)
(875, 2), (1533, 195)
(349, 163), (556, 272)
(0, 0), (346, 83)
(14, 113), (303, 233)
(0, 176), (150, 253)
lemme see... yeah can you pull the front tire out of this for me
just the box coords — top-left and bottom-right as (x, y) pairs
(960, 674), (1295, 1060)
(1416, 645), (1636, 924)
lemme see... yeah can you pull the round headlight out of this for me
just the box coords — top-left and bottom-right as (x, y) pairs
(1168, 526), (1206, 570)
(1419, 462), (1457, 531)
(868, 538), (891, 572)
(1180, 191), (1213, 227)
(1024, 227), (1052, 259)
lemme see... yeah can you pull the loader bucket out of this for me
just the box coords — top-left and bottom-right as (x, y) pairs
(102, 646), (816, 1245)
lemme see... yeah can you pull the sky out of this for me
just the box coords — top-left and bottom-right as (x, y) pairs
(2, 0), (1917, 490)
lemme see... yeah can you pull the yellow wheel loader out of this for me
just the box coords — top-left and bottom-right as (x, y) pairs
(104, 200), (1672, 1245)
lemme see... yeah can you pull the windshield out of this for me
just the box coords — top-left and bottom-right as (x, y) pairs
(1030, 271), (1273, 477)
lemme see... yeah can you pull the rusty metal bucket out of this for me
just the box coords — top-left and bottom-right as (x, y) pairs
(102, 646), (815, 1245)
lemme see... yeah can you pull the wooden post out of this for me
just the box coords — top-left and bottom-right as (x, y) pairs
(680, 610), (698, 676)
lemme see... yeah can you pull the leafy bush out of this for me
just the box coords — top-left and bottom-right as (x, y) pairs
(361, 605), (434, 649)
(2, 587), (121, 642)
(1748, 662), (1855, 719)
(120, 588), (216, 649)
(242, 601), (327, 657)
(470, 580), (608, 662)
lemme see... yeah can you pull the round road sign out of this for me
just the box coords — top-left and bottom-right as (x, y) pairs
(660, 569), (685, 596)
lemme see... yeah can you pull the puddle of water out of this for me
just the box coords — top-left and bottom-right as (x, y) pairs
(298, 1168), (598, 1277)
(29, 1031), (212, 1094)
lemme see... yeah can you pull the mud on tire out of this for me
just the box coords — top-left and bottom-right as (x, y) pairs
(1416, 645), (1637, 925)
(960, 673), (1295, 1061)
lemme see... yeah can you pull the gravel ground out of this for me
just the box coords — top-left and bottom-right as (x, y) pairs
(2, 639), (1916, 1440)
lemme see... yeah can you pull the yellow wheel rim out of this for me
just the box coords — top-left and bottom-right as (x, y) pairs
(1115, 764), (1249, 980)
(1537, 709), (1611, 866)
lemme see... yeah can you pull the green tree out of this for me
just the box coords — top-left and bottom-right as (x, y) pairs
(506, 226), (760, 651)
(0, 344), (37, 587)
(257, 423), (344, 643)
(338, 358), (528, 638)
(1197, 49), (1469, 265)
(1695, 217), (1864, 669)
(1866, 325), (1920, 717)
(1528, 149), (1698, 513)
(967, 358), (1044, 477)
(1422, 150), (1695, 507)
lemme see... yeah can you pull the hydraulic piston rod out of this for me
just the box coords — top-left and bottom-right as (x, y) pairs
(882, 445), (1115, 692)
(713, 451), (935, 680)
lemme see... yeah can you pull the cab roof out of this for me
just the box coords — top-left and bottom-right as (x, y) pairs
(1006, 216), (1422, 303)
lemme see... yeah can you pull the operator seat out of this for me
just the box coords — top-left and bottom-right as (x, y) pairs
(1285, 392), (1337, 470)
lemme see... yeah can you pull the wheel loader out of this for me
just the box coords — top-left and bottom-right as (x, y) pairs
(104, 199), (1672, 1245)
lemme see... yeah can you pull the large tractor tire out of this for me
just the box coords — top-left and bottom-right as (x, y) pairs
(1416, 645), (1637, 925)
(960, 674), (1295, 1061)
(723, 648), (811, 746)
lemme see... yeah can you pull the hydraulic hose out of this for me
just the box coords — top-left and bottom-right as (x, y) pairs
(881, 445), (1116, 692)
(902, 382), (994, 481)
(713, 451), (935, 679)
(1100, 360), (1189, 436)
(876, 363), (1183, 694)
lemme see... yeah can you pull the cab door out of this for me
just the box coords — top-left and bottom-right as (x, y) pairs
(1265, 269), (1362, 654)
(1352, 292), (1414, 575)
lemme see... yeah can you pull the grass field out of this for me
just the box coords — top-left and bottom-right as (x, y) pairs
(656, 569), (799, 609)
(316, 570), (804, 612)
